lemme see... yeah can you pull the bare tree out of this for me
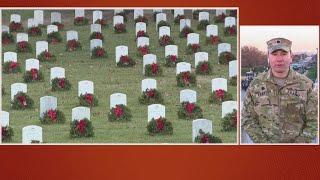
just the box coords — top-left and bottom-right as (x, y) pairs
(241, 46), (268, 68)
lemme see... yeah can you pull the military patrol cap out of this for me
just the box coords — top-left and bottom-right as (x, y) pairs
(267, 37), (292, 53)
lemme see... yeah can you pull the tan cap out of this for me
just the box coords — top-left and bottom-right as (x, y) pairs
(267, 37), (292, 53)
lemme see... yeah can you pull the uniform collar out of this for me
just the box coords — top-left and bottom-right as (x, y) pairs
(265, 67), (297, 85)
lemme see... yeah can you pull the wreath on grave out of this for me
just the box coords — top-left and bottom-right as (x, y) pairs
(138, 88), (164, 105)
(40, 109), (66, 124)
(229, 76), (237, 86)
(195, 61), (213, 75)
(117, 55), (136, 67)
(90, 32), (104, 41)
(197, 20), (209, 30)
(2, 32), (14, 45)
(108, 104), (132, 122)
(66, 39), (82, 51)
(157, 21), (170, 31)
(174, 15), (185, 24)
(221, 109), (237, 131)
(179, 26), (194, 38)
(3, 61), (21, 74)
(1, 126), (14, 142)
(115, 12), (128, 22)
(186, 44), (201, 54)
(206, 35), (222, 45)
(51, 77), (72, 91)
(91, 46), (107, 59)
(137, 45), (150, 57)
(194, 129), (223, 143)
(79, 93), (99, 107)
(94, 19), (107, 28)
(70, 118), (94, 138)
(145, 63), (163, 77)
(11, 92), (34, 109)
(74, 17), (89, 26)
(209, 89), (233, 104)
(134, 16), (148, 25)
(165, 55), (183, 67)
(23, 68), (44, 83)
(27, 26), (42, 36)
(147, 117), (173, 135)
(224, 25), (237, 36)
(219, 52), (236, 65)
(136, 31), (149, 40)
(37, 50), (57, 62)
(47, 32), (63, 44)
(178, 102), (203, 119)
(159, 35), (174, 47)
(214, 14), (226, 23)
(114, 23), (127, 33)
(16, 41), (32, 53)
(176, 72), (197, 87)
(52, 22), (64, 30)
(9, 21), (24, 32)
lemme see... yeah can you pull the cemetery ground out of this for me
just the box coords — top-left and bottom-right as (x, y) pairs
(2, 9), (237, 143)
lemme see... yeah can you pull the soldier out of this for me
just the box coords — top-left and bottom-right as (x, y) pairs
(242, 37), (318, 143)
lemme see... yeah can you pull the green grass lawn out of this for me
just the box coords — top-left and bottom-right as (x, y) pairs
(1, 9), (237, 143)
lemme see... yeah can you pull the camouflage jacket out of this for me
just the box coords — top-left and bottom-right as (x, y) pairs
(242, 68), (318, 143)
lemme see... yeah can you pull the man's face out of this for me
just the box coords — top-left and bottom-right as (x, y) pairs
(268, 50), (292, 74)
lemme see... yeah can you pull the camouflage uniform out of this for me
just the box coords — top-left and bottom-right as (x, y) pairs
(242, 68), (318, 143)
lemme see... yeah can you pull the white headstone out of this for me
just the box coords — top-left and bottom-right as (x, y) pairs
(25, 59), (39, 71)
(212, 78), (228, 92)
(134, 9), (144, 19)
(153, 9), (163, 13)
(180, 89), (197, 103)
(90, 39), (103, 50)
(206, 25), (218, 37)
(229, 60), (237, 78)
(218, 43), (231, 56)
(47, 25), (58, 34)
(2, 25), (9, 33)
(75, 9), (85, 18)
(66, 30), (78, 41)
(141, 79), (157, 92)
(222, 101), (237, 118)
(27, 18), (38, 28)
(51, 12), (61, 23)
(216, 9), (226, 16)
(110, 93), (127, 109)
(36, 41), (49, 57)
(180, 19), (191, 32)
(187, 33), (199, 45)
(91, 24), (102, 33)
(135, 22), (147, 36)
(72, 107), (91, 121)
(156, 13), (167, 26)
(199, 12), (209, 21)
(192, 119), (212, 142)
(50, 67), (65, 80)
(11, 83), (27, 100)
(40, 96), (57, 118)
(78, 80), (94, 96)
(174, 9), (184, 18)
(0, 111), (10, 127)
(225, 17), (236, 27)
(34, 10), (44, 25)
(165, 45), (178, 57)
(113, 15), (124, 26)
(195, 52), (209, 67)
(176, 62), (191, 74)
(159, 26), (170, 38)
(148, 104), (165, 122)
(10, 14), (21, 23)
(143, 54), (157, 75)
(22, 125), (43, 144)
(93, 10), (103, 23)
(16, 33), (28, 43)
(115, 45), (129, 63)
(3, 52), (17, 63)
(137, 37), (149, 47)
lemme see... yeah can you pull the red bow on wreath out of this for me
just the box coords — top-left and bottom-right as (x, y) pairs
(58, 78), (65, 88)
(210, 35), (219, 44)
(185, 102), (195, 114)
(215, 89), (225, 100)
(200, 62), (209, 73)
(9, 62), (18, 69)
(151, 63), (159, 75)
(17, 95), (27, 107)
(47, 109), (57, 122)
(96, 48), (105, 57)
(146, 89), (155, 98)
(200, 134), (209, 143)
(44, 50), (52, 60)
(182, 72), (190, 85)
(139, 46), (148, 55)
(155, 117), (164, 131)
(85, 94), (93, 105)
(114, 105), (124, 118)
(18, 41), (26, 49)
(30, 68), (38, 80)
(120, 56), (130, 64)
(76, 119), (87, 134)
(170, 55), (177, 62)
